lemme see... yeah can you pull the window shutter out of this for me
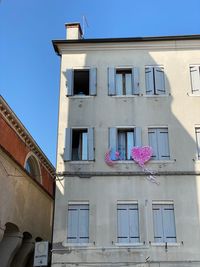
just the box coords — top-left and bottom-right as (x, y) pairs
(78, 205), (89, 243)
(196, 128), (200, 158)
(82, 132), (88, 160)
(68, 206), (79, 243)
(132, 67), (140, 95)
(88, 128), (94, 161)
(145, 67), (154, 95)
(118, 205), (129, 243)
(148, 129), (158, 159)
(129, 205), (139, 243)
(190, 66), (200, 93)
(89, 68), (97, 96)
(127, 131), (134, 160)
(109, 127), (117, 160)
(135, 127), (142, 147)
(155, 67), (165, 94)
(108, 67), (116, 95)
(64, 128), (72, 161)
(66, 69), (74, 96)
(153, 205), (163, 243)
(158, 128), (170, 160)
(163, 205), (176, 243)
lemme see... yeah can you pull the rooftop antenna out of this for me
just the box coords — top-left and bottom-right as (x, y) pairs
(82, 15), (89, 38)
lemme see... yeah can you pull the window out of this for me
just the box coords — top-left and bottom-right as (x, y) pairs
(108, 67), (140, 96)
(152, 203), (176, 243)
(66, 68), (97, 96)
(109, 127), (142, 160)
(67, 204), (89, 243)
(64, 128), (94, 161)
(148, 128), (170, 160)
(190, 65), (200, 94)
(117, 204), (140, 243)
(195, 128), (200, 158)
(145, 66), (165, 95)
(25, 155), (41, 182)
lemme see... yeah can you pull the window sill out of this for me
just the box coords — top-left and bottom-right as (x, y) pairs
(62, 241), (93, 247)
(143, 94), (170, 98)
(65, 161), (94, 164)
(115, 243), (145, 247)
(67, 95), (94, 99)
(148, 160), (175, 164)
(187, 93), (200, 97)
(151, 242), (180, 247)
(111, 95), (140, 98)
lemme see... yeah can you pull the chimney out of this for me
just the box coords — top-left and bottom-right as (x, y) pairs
(65, 23), (83, 40)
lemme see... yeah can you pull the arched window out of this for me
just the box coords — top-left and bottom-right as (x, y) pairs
(25, 155), (41, 183)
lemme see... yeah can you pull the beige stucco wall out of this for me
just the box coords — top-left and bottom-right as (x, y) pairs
(52, 39), (200, 266)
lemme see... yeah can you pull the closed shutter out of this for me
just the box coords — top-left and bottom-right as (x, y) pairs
(155, 67), (165, 94)
(135, 127), (142, 147)
(88, 128), (94, 161)
(67, 206), (79, 243)
(132, 67), (140, 95)
(195, 128), (200, 158)
(152, 205), (164, 243)
(64, 128), (72, 161)
(145, 67), (154, 95)
(118, 205), (129, 243)
(66, 69), (74, 96)
(108, 67), (116, 95)
(163, 205), (176, 243)
(89, 68), (97, 96)
(158, 128), (170, 160)
(148, 129), (158, 160)
(190, 66), (200, 93)
(78, 205), (89, 243)
(129, 204), (139, 243)
(109, 127), (117, 160)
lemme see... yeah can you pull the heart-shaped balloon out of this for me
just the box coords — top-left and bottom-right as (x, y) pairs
(131, 146), (153, 166)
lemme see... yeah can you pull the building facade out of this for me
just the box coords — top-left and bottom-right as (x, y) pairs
(0, 96), (55, 267)
(52, 23), (200, 267)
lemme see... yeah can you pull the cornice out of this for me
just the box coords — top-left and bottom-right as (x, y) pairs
(0, 96), (55, 177)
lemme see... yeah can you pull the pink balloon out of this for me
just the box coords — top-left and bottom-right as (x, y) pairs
(131, 146), (153, 166)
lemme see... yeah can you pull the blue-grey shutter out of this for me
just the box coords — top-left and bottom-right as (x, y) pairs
(158, 128), (170, 160)
(132, 67), (140, 95)
(129, 204), (139, 243)
(135, 127), (142, 147)
(78, 205), (89, 243)
(64, 128), (72, 161)
(109, 127), (117, 160)
(152, 205), (163, 242)
(108, 67), (116, 95)
(190, 66), (200, 93)
(145, 67), (154, 95)
(163, 205), (176, 243)
(68, 205), (79, 243)
(148, 129), (158, 160)
(89, 68), (97, 96)
(155, 67), (165, 94)
(66, 69), (74, 96)
(118, 205), (129, 243)
(88, 128), (94, 160)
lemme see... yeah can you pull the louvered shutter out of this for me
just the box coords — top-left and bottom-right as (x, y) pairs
(78, 205), (89, 243)
(196, 128), (200, 158)
(148, 129), (158, 160)
(153, 205), (163, 243)
(89, 68), (97, 96)
(108, 67), (116, 95)
(135, 127), (142, 147)
(118, 205), (129, 243)
(163, 205), (176, 243)
(155, 67), (165, 95)
(190, 66), (200, 93)
(67, 206), (79, 243)
(109, 127), (117, 160)
(66, 69), (74, 96)
(64, 128), (72, 161)
(158, 128), (170, 160)
(132, 67), (140, 95)
(88, 128), (94, 160)
(129, 204), (139, 243)
(145, 67), (154, 95)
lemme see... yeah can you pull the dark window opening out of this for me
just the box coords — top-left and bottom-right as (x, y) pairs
(72, 129), (88, 160)
(74, 70), (89, 95)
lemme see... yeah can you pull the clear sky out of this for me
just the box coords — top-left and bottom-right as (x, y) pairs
(0, 0), (200, 166)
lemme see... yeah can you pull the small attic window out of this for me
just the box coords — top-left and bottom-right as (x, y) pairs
(25, 155), (41, 183)
(74, 70), (89, 95)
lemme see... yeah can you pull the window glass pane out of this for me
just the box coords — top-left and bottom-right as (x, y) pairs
(82, 132), (88, 160)
(125, 73), (132, 95)
(116, 74), (123, 95)
(118, 131), (126, 160)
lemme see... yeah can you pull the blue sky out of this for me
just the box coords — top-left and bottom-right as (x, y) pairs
(1, 0), (200, 166)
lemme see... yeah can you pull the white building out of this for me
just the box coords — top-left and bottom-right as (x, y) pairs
(51, 23), (200, 267)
